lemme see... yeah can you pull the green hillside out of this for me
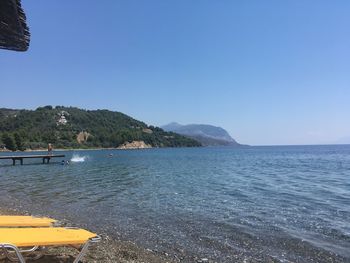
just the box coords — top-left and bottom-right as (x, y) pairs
(0, 106), (201, 151)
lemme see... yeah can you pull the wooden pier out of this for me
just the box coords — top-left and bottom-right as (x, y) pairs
(0, 154), (65, 165)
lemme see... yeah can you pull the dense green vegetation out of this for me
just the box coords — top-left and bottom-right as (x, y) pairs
(0, 106), (201, 151)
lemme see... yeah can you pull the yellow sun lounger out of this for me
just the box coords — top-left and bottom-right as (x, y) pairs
(0, 216), (56, 227)
(0, 227), (101, 263)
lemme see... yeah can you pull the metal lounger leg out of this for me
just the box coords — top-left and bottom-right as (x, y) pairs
(73, 241), (90, 263)
(6, 246), (41, 262)
(0, 244), (26, 263)
(73, 235), (101, 263)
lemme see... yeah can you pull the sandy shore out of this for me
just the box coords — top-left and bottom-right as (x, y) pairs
(0, 208), (173, 263)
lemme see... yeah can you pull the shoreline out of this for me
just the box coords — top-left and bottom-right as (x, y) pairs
(1, 146), (200, 153)
(0, 147), (154, 153)
(2, 203), (345, 263)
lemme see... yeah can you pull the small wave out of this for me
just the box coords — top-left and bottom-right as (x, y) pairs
(70, 155), (87, 162)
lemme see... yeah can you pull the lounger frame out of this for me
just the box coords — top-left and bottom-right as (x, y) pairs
(0, 227), (101, 263)
(2, 245), (45, 262)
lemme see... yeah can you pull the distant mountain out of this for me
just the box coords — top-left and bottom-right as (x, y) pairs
(0, 107), (201, 151)
(161, 122), (242, 146)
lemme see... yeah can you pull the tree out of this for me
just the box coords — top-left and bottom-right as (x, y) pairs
(14, 133), (25, 151)
(2, 133), (17, 151)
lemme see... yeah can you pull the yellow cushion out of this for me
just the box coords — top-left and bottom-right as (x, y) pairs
(0, 216), (56, 227)
(0, 227), (97, 247)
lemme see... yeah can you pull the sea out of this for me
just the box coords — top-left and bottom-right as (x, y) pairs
(0, 145), (349, 262)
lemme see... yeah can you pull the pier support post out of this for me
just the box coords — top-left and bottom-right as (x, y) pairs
(12, 159), (15, 166)
(20, 158), (23, 165)
(42, 157), (50, 164)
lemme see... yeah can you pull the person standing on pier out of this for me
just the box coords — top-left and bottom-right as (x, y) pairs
(48, 143), (53, 155)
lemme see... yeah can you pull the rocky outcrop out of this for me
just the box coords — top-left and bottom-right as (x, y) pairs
(77, 131), (90, 144)
(117, 141), (152, 150)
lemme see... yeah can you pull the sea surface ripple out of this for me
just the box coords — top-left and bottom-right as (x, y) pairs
(0, 145), (349, 262)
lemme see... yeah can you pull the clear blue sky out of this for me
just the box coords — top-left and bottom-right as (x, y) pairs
(1, 1), (350, 145)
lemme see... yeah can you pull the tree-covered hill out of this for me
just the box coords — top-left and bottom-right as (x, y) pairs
(0, 106), (201, 151)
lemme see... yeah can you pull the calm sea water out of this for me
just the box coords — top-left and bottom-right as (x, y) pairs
(0, 145), (349, 262)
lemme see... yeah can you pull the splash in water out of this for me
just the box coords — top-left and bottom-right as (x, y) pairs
(70, 154), (87, 163)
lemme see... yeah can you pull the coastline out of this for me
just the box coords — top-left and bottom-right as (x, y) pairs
(0, 147), (154, 153)
(0, 207), (173, 263)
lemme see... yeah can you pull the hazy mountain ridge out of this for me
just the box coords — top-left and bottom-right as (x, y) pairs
(161, 122), (242, 146)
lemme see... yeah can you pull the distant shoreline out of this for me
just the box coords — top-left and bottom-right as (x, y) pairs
(0, 147), (156, 153)
(0, 148), (117, 152)
(2, 144), (350, 154)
